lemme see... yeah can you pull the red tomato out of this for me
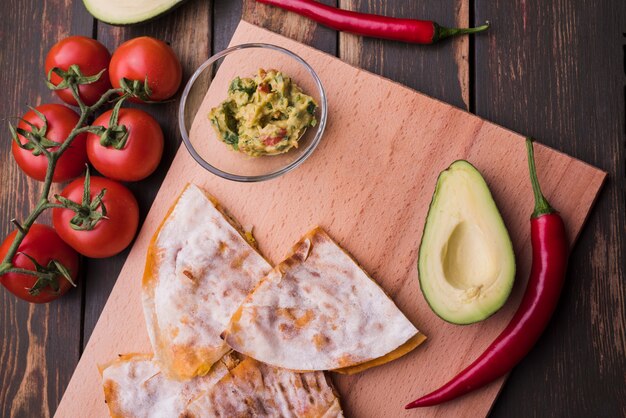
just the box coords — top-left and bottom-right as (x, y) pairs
(263, 128), (287, 146)
(12, 104), (87, 182)
(109, 37), (182, 102)
(53, 176), (139, 258)
(45, 36), (112, 106)
(0, 224), (79, 303)
(86, 108), (164, 181)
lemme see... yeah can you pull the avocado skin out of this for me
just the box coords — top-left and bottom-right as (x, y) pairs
(417, 160), (516, 325)
(83, 0), (187, 26)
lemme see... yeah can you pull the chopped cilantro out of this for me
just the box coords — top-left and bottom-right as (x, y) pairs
(228, 77), (256, 95)
(223, 131), (239, 150)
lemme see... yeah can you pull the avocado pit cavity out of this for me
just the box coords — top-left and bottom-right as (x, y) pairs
(441, 221), (499, 299)
(419, 161), (516, 324)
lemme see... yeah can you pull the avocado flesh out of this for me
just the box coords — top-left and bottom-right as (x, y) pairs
(419, 160), (515, 325)
(83, 0), (185, 25)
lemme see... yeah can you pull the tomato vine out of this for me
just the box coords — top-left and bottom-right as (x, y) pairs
(0, 70), (147, 287)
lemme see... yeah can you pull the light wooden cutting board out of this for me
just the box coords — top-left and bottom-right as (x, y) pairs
(55, 21), (606, 418)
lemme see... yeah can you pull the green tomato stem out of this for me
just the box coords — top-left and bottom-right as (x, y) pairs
(1, 266), (41, 277)
(0, 81), (125, 279)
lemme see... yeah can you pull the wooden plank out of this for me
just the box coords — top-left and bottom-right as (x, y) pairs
(0, 1), (93, 417)
(242, 0), (338, 55)
(339, 0), (471, 110)
(81, 0), (213, 349)
(55, 22), (605, 418)
(474, 1), (626, 416)
(213, 0), (243, 54)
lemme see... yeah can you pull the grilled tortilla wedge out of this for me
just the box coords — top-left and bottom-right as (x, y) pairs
(222, 227), (425, 373)
(100, 353), (239, 418)
(184, 357), (343, 417)
(142, 184), (272, 380)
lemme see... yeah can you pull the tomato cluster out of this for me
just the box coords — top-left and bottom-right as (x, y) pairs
(1, 35), (182, 303)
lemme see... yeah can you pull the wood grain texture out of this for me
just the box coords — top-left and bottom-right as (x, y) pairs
(213, 0), (244, 54)
(80, 0), (213, 349)
(55, 22), (605, 418)
(0, 1), (93, 417)
(0, 1), (622, 417)
(474, 1), (626, 416)
(339, 0), (470, 110)
(242, 0), (338, 55)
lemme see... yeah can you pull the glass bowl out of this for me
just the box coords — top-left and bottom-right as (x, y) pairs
(178, 43), (327, 182)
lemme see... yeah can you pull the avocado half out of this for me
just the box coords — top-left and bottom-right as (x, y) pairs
(83, 0), (186, 25)
(418, 160), (515, 325)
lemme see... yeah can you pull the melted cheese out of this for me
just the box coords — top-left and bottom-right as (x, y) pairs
(184, 357), (344, 417)
(223, 227), (424, 372)
(101, 353), (238, 418)
(333, 333), (427, 374)
(142, 184), (272, 379)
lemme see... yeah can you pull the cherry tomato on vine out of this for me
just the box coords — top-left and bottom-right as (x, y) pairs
(45, 36), (112, 106)
(86, 108), (164, 181)
(109, 36), (182, 102)
(53, 176), (139, 258)
(0, 224), (79, 303)
(12, 104), (87, 182)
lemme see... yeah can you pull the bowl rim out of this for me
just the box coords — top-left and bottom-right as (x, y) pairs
(178, 42), (328, 183)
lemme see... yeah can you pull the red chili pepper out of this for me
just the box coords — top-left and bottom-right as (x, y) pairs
(406, 138), (569, 409)
(256, 0), (489, 44)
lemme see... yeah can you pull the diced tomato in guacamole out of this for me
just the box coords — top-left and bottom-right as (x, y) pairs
(208, 69), (317, 157)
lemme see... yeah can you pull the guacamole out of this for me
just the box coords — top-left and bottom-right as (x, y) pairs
(209, 69), (317, 157)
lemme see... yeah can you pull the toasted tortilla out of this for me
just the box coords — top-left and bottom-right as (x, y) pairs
(142, 184), (272, 379)
(222, 227), (424, 372)
(184, 357), (343, 417)
(100, 353), (239, 418)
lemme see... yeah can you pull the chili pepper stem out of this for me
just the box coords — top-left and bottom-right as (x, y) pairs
(434, 21), (490, 42)
(526, 138), (555, 217)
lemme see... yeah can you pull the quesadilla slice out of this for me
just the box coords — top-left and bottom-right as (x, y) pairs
(184, 357), (344, 417)
(100, 353), (240, 418)
(142, 184), (272, 380)
(222, 227), (425, 373)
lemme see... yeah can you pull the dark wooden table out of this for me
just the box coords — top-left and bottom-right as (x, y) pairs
(1, 1), (624, 417)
